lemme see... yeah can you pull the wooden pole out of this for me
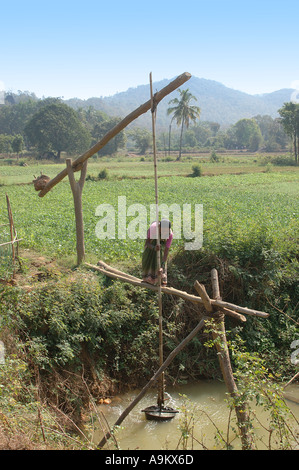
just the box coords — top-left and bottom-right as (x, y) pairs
(150, 72), (164, 408)
(6, 195), (15, 271)
(97, 316), (206, 448)
(38, 72), (191, 198)
(66, 159), (87, 265)
(210, 268), (255, 450)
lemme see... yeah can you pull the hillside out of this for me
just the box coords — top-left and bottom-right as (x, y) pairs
(65, 76), (294, 128)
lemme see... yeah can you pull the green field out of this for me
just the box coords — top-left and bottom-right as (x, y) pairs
(1, 158), (298, 267)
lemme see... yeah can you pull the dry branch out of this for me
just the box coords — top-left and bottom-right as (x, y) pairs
(38, 72), (191, 197)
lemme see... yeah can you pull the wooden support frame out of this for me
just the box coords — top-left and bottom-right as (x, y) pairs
(94, 263), (268, 449)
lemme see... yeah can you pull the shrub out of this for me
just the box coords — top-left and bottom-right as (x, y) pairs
(98, 169), (109, 179)
(191, 164), (202, 177)
(270, 155), (296, 166)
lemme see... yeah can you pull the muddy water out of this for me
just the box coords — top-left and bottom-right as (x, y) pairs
(94, 381), (299, 450)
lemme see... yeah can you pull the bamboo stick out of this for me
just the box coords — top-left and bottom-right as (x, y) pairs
(85, 262), (270, 318)
(38, 72), (191, 197)
(150, 72), (164, 408)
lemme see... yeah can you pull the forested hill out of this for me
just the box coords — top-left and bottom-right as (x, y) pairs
(65, 76), (294, 128)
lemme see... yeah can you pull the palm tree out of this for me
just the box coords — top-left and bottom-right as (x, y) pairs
(167, 88), (201, 160)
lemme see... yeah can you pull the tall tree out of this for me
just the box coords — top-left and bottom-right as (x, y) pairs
(25, 102), (91, 159)
(234, 118), (263, 151)
(278, 102), (299, 165)
(167, 88), (201, 160)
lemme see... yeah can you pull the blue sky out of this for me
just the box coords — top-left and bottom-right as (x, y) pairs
(1, 0), (299, 99)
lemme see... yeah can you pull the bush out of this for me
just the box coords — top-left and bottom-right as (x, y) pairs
(98, 169), (109, 179)
(270, 155), (296, 166)
(191, 164), (202, 177)
(209, 150), (219, 162)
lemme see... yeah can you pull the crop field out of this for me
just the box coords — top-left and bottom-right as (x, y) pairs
(0, 158), (298, 272)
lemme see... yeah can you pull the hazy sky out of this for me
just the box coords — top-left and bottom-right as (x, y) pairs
(1, 0), (299, 99)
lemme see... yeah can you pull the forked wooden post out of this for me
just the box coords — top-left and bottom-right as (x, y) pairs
(66, 158), (87, 265)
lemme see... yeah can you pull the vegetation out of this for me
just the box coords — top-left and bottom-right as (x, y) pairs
(24, 102), (91, 159)
(278, 102), (299, 164)
(167, 88), (201, 160)
(0, 88), (298, 449)
(0, 90), (297, 160)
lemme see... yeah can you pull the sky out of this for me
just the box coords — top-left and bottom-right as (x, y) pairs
(1, 0), (299, 100)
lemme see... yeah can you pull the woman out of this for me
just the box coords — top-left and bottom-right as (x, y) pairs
(142, 219), (173, 286)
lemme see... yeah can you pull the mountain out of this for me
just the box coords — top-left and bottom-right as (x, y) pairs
(65, 76), (294, 129)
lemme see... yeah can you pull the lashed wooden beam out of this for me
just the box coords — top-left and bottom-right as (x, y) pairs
(38, 72), (191, 197)
(85, 262), (269, 318)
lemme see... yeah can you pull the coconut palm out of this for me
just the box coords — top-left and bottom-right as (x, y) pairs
(167, 88), (201, 160)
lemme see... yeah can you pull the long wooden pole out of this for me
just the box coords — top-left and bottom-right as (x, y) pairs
(150, 72), (164, 408)
(97, 316), (206, 448)
(38, 72), (191, 198)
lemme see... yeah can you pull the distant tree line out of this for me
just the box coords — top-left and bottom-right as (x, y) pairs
(0, 91), (298, 164)
(0, 93), (126, 160)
